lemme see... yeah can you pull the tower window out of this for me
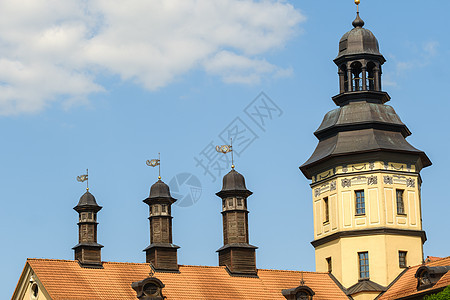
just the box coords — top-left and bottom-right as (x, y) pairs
(31, 283), (39, 299)
(367, 62), (376, 90)
(237, 198), (242, 206)
(399, 251), (407, 268)
(358, 252), (370, 279)
(396, 190), (405, 215)
(323, 197), (329, 223)
(161, 204), (167, 213)
(355, 190), (365, 215)
(326, 257), (332, 273)
(351, 61), (363, 91)
(296, 291), (312, 300)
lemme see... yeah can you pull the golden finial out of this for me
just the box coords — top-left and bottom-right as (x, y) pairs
(146, 153), (161, 180)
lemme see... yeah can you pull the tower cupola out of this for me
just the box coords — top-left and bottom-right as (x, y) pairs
(334, 10), (387, 105)
(143, 179), (179, 271)
(73, 190), (103, 268)
(216, 168), (257, 276)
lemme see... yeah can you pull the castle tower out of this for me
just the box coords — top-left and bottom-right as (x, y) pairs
(300, 7), (431, 295)
(143, 179), (179, 271)
(73, 190), (103, 268)
(216, 168), (258, 276)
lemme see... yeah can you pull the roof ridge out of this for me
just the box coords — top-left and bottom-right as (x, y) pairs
(27, 258), (77, 263)
(26, 259), (327, 274)
(257, 268), (325, 274)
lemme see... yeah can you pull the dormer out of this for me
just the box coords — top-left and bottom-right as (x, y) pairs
(282, 285), (315, 300)
(415, 266), (450, 291)
(131, 275), (166, 300)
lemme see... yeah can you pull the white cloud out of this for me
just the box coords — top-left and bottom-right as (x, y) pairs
(0, 0), (305, 115)
(384, 41), (439, 87)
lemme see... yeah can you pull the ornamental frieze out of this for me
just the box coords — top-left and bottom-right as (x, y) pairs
(406, 178), (415, 188)
(314, 182), (334, 197)
(367, 175), (377, 185)
(393, 175), (407, 185)
(352, 164), (366, 171)
(330, 181), (337, 191)
(384, 175), (393, 185)
(341, 178), (351, 188)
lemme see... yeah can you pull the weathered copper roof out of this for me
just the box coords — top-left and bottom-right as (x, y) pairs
(73, 190), (101, 212)
(144, 179), (176, 204)
(149, 180), (171, 198)
(314, 102), (410, 139)
(346, 279), (386, 295)
(335, 12), (384, 61)
(16, 259), (349, 300)
(216, 169), (252, 198)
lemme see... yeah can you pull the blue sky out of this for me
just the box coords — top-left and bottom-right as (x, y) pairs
(2, 1), (450, 298)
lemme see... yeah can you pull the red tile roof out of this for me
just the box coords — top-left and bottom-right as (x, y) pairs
(378, 256), (450, 300)
(25, 258), (348, 300)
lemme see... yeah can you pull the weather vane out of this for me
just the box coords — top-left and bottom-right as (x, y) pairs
(146, 153), (161, 179)
(77, 169), (89, 191)
(216, 138), (234, 169)
(300, 271), (305, 286)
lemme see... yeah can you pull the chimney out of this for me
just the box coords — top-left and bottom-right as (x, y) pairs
(73, 189), (103, 268)
(216, 168), (258, 276)
(143, 179), (179, 271)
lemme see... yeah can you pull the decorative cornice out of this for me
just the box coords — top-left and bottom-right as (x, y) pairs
(311, 228), (427, 248)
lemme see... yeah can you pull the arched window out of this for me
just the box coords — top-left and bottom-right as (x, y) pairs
(282, 285), (315, 300)
(351, 61), (363, 91)
(296, 291), (312, 300)
(340, 64), (348, 92)
(366, 62), (376, 90)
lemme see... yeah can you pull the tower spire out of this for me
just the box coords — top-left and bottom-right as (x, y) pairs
(143, 159), (179, 271)
(73, 170), (103, 268)
(216, 168), (257, 275)
(352, 0), (364, 28)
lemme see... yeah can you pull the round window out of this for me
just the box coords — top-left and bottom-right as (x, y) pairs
(143, 283), (159, 296)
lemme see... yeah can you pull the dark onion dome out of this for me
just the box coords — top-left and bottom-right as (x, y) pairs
(144, 179), (176, 204)
(216, 169), (252, 198)
(335, 13), (384, 61)
(74, 190), (102, 212)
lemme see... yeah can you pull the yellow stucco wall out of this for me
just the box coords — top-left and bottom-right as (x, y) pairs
(310, 161), (425, 291)
(312, 161), (422, 238)
(12, 266), (51, 300)
(315, 234), (423, 287)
